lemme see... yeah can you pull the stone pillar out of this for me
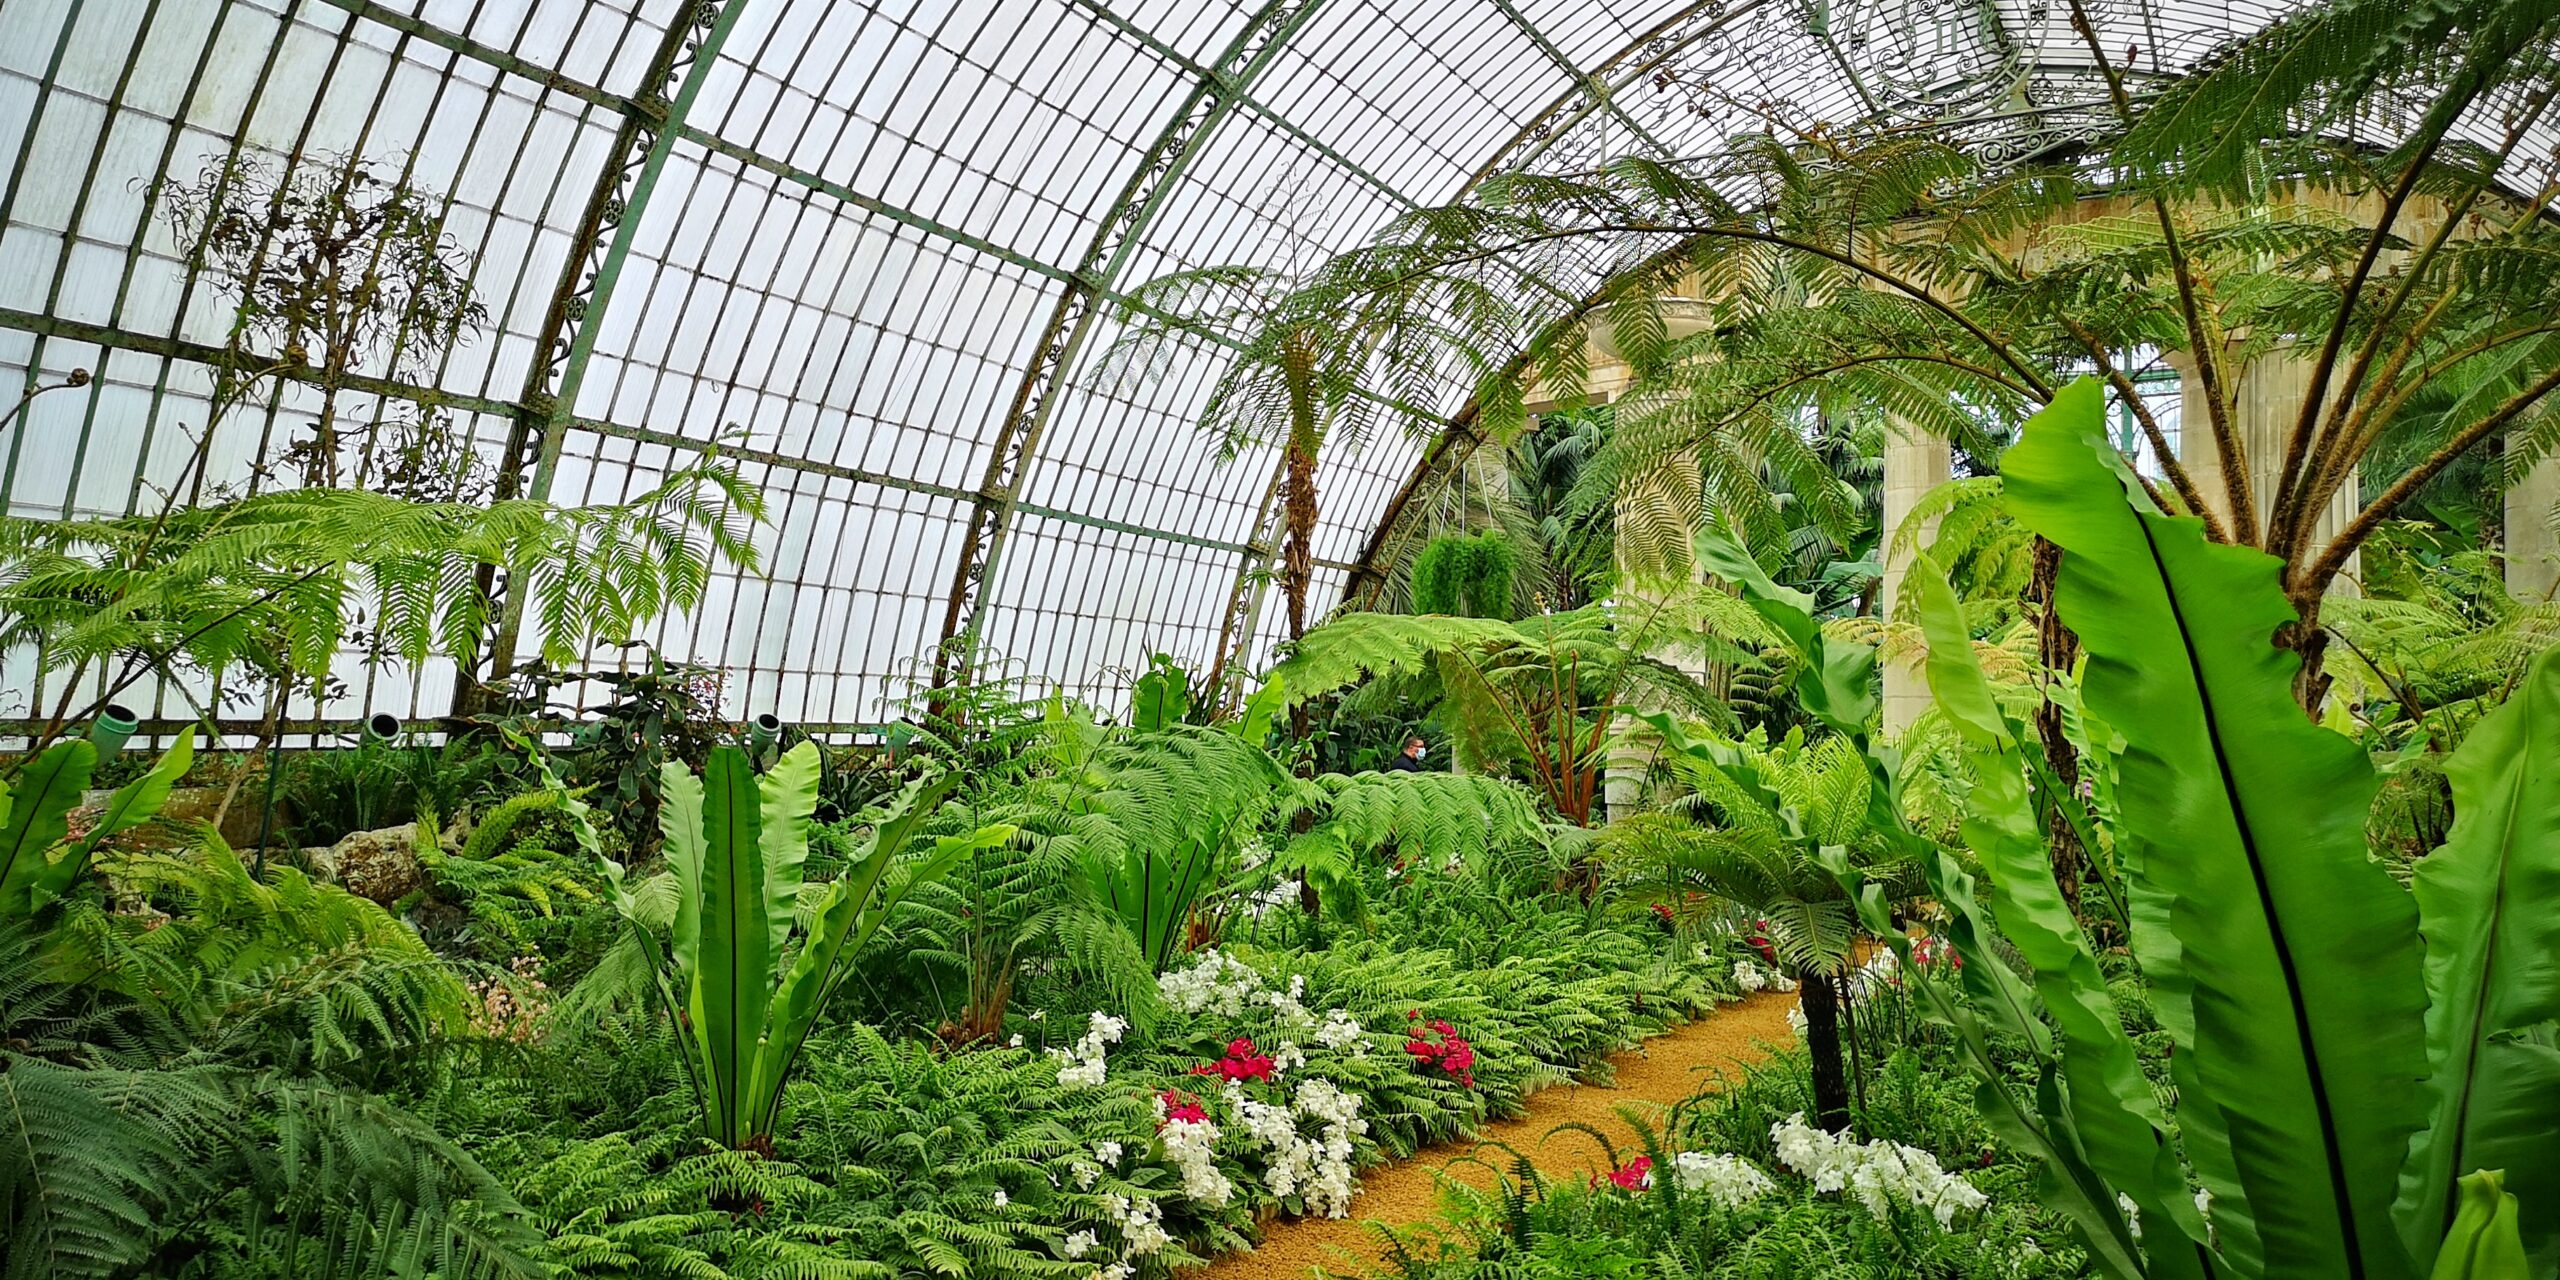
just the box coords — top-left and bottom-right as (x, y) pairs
(2509, 452), (2560, 602)
(2170, 344), (2359, 594)
(1881, 417), (1951, 734)
(1605, 450), (1716, 820)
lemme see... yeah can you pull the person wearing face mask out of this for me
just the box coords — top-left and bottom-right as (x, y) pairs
(1387, 735), (1428, 772)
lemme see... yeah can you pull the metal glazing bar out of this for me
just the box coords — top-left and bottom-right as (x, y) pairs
(523, 1), (757, 502)
(1057, 0), (1423, 216)
(930, 0), (1330, 684)
(304, 0), (638, 115)
(1481, 0), (1682, 160)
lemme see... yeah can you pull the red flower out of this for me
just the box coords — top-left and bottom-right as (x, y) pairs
(1159, 1089), (1209, 1125)
(1651, 902), (1675, 923)
(1197, 1037), (1275, 1083)
(1606, 1156), (1653, 1190)
(1404, 1021), (1478, 1088)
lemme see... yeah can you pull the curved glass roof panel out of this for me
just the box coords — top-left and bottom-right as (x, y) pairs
(2, 0), (2492, 735)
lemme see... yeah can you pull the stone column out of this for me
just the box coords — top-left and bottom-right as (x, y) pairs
(2509, 452), (2560, 601)
(1880, 417), (1951, 734)
(1604, 449), (1717, 820)
(2171, 344), (2360, 594)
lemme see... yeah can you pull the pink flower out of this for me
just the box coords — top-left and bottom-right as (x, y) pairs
(1606, 1156), (1653, 1190)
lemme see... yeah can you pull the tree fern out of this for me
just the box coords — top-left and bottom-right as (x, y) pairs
(0, 458), (764, 737)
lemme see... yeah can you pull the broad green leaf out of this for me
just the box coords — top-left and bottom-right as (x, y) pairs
(70, 729), (193, 859)
(2005, 377), (2428, 1280)
(756, 741), (821, 960)
(0, 741), (96, 916)
(1231, 673), (1285, 746)
(693, 746), (768, 1147)
(656, 760), (708, 993)
(751, 777), (976, 1134)
(2429, 1172), (2529, 1280)
(1132, 654), (1190, 732)
(1694, 524), (1876, 735)
(1916, 557), (2213, 1275)
(2400, 647), (2560, 1268)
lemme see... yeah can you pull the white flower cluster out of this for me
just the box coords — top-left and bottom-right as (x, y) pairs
(1268, 973), (1313, 1026)
(1670, 1151), (1777, 1210)
(1224, 1076), (1368, 1217)
(1846, 948), (1900, 1000)
(1786, 1004), (1809, 1039)
(1732, 957), (1798, 994)
(1158, 949), (1265, 1016)
(1157, 950), (1362, 1052)
(1049, 1012), (1128, 1089)
(1155, 1105), (1233, 1206)
(1248, 878), (1303, 920)
(1770, 1113), (1989, 1229)
(1106, 1193), (1170, 1255)
(1314, 1007), (1366, 1052)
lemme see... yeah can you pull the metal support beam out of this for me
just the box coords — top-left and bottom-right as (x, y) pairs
(931, 0), (1329, 686)
(478, 0), (754, 694)
(1483, 0), (1682, 160)
(0, 307), (1345, 563)
(519, 2), (756, 502)
(1474, 0), (1765, 183)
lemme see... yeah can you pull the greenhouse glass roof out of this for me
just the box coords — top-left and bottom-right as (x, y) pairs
(0, 0), (2325, 732)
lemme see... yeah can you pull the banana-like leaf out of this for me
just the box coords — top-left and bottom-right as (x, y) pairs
(2429, 1172), (2528, 1280)
(1693, 525), (1876, 735)
(0, 742), (95, 916)
(1230, 673), (1285, 746)
(692, 747), (772, 1147)
(1915, 556), (2214, 1275)
(655, 756), (716, 1125)
(1132, 655), (1191, 732)
(2004, 377), (2429, 1280)
(2399, 647), (2560, 1268)
(750, 774), (979, 1133)
(69, 729), (193, 862)
(756, 743), (821, 961)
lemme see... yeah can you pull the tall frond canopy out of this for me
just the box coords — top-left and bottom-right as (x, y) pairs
(3, 0), (2545, 736)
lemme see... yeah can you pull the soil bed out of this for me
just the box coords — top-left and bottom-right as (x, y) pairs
(1190, 990), (1799, 1279)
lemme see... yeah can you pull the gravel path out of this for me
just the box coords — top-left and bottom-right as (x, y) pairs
(1187, 990), (1799, 1279)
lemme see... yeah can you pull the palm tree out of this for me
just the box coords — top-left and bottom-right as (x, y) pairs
(1091, 266), (1349, 646)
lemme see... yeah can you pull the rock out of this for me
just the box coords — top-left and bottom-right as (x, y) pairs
(326, 825), (426, 904)
(299, 844), (340, 882)
(98, 786), (278, 849)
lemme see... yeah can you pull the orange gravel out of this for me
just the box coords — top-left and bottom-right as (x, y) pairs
(1186, 990), (1799, 1280)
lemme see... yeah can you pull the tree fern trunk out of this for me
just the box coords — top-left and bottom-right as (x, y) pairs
(1799, 968), (1851, 1133)
(1282, 437), (1317, 642)
(2029, 536), (2090, 919)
